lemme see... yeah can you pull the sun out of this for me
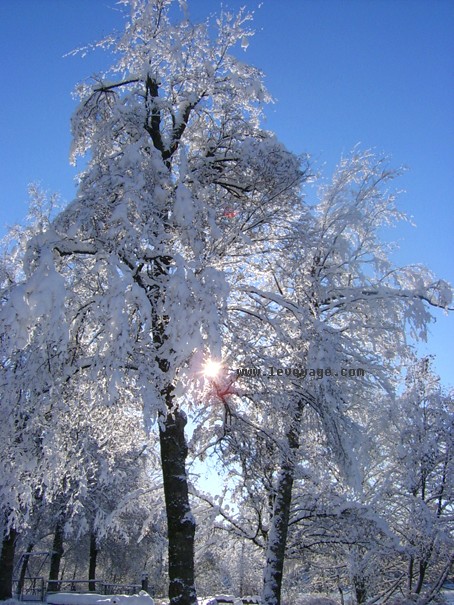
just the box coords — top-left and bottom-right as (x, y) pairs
(203, 359), (222, 379)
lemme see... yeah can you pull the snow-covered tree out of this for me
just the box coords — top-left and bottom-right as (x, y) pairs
(1, 3), (452, 605)
(0, 2), (304, 603)
(0, 186), (63, 599)
(0, 187), (163, 596)
(203, 150), (453, 605)
(380, 359), (454, 601)
(274, 357), (453, 605)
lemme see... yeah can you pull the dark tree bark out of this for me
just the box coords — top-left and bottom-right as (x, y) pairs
(139, 73), (201, 605)
(144, 237), (197, 604)
(262, 465), (294, 605)
(47, 518), (65, 592)
(353, 576), (368, 605)
(17, 543), (34, 598)
(414, 559), (429, 595)
(408, 556), (414, 592)
(0, 525), (17, 600)
(159, 408), (197, 605)
(88, 531), (98, 592)
(262, 401), (305, 605)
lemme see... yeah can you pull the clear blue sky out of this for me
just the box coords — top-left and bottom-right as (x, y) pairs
(0, 0), (452, 385)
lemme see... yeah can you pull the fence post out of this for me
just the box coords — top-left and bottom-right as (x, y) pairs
(141, 574), (148, 593)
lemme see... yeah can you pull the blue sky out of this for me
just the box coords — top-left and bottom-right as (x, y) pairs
(0, 0), (452, 385)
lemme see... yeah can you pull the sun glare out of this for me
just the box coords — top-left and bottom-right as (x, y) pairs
(203, 359), (222, 379)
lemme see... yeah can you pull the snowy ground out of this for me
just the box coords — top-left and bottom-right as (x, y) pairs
(442, 590), (454, 605)
(2, 596), (155, 605)
(4, 590), (453, 605)
(198, 597), (260, 605)
(46, 594), (154, 605)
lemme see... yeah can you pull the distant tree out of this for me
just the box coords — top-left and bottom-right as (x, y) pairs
(0, 186), (61, 599)
(381, 359), (454, 601)
(268, 358), (453, 605)
(0, 185), (164, 595)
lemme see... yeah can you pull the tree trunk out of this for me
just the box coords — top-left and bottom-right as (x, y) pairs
(0, 526), (17, 600)
(17, 543), (34, 598)
(149, 246), (197, 604)
(48, 518), (65, 592)
(238, 541), (245, 597)
(338, 584), (345, 605)
(262, 466), (294, 605)
(262, 402), (304, 605)
(353, 576), (367, 605)
(414, 559), (428, 595)
(88, 531), (98, 592)
(408, 556), (414, 592)
(159, 408), (197, 605)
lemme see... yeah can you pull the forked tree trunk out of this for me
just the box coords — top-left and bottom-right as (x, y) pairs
(48, 518), (65, 592)
(159, 407), (197, 605)
(0, 525), (17, 600)
(88, 531), (98, 592)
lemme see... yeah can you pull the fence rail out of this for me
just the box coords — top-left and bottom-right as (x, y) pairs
(13, 577), (45, 601)
(14, 578), (142, 601)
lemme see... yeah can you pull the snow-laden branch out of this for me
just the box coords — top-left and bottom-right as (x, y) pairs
(190, 486), (265, 548)
(320, 283), (453, 312)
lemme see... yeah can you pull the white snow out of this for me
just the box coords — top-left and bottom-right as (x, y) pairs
(46, 593), (154, 605)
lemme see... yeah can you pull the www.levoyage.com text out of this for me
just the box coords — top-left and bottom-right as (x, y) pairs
(236, 367), (365, 379)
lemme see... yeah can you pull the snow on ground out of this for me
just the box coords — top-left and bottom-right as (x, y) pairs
(198, 598), (260, 605)
(4, 591), (453, 605)
(46, 594), (154, 605)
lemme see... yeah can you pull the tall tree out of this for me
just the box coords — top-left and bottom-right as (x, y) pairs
(215, 150), (452, 605)
(0, 2), (303, 603)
